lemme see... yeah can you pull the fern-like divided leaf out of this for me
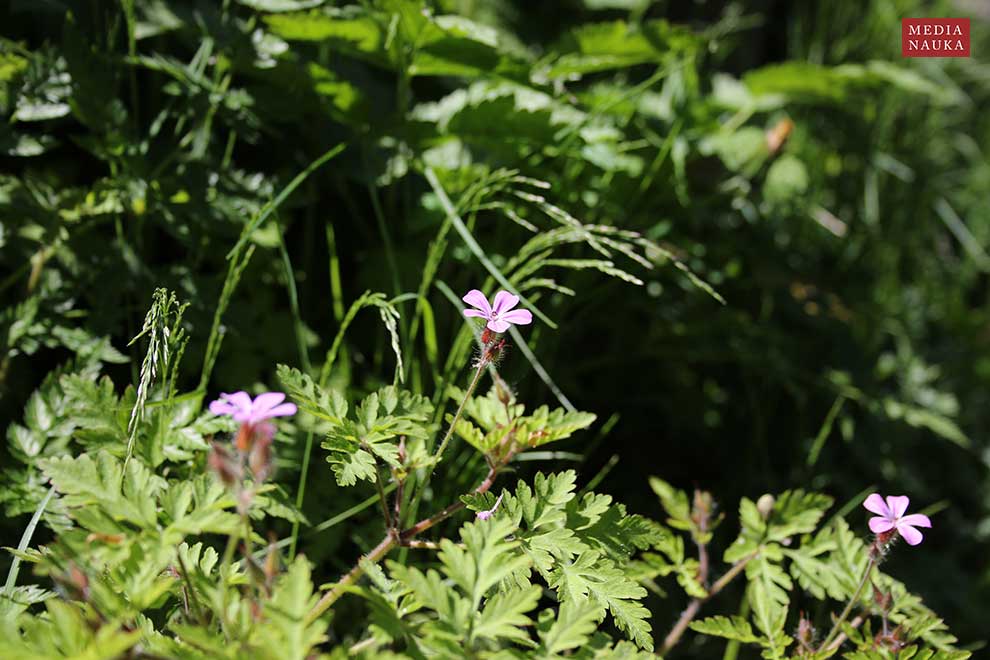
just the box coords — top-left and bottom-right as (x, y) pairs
(319, 386), (433, 486)
(689, 615), (760, 643)
(450, 387), (595, 458)
(277, 364), (348, 423)
(500, 471), (659, 651)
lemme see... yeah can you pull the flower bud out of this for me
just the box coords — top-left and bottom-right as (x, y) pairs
(757, 494), (776, 520)
(208, 442), (241, 486)
(249, 433), (275, 482)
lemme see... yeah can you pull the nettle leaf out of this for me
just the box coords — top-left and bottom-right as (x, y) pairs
(549, 551), (653, 651)
(321, 386), (433, 486)
(542, 19), (697, 78)
(689, 615), (760, 643)
(277, 364), (348, 423)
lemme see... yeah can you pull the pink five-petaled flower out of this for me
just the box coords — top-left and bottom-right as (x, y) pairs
(209, 391), (297, 425)
(476, 493), (504, 521)
(863, 494), (932, 546)
(463, 290), (533, 333)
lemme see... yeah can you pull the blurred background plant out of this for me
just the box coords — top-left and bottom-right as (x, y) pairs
(0, 0), (987, 655)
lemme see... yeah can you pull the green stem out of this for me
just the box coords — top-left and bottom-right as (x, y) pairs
(660, 549), (758, 655)
(3, 487), (53, 595)
(433, 361), (486, 464)
(306, 464), (501, 624)
(818, 554), (876, 652)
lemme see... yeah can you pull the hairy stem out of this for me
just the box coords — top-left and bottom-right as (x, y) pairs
(433, 360), (486, 463)
(818, 555), (876, 652)
(372, 457), (393, 530)
(660, 550), (759, 655)
(825, 614), (864, 653)
(175, 548), (207, 625)
(306, 464), (500, 624)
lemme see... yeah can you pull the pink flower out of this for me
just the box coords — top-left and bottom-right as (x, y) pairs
(209, 391), (297, 425)
(476, 493), (504, 521)
(463, 289), (533, 333)
(863, 494), (932, 546)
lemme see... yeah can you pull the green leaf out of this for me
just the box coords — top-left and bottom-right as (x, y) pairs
(255, 556), (327, 659)
(473, 584), (542, 645)
(689, 615), (760, 643)
(321, 386), (432, 486)
(745, 547), (791, 654)
(543, 20), (697, 78)
(766, 490), (833, 542)
(277, 364), (348, 423)
(537, 599), (603, 656)
(648, 477), (692, 532)
(550, 552), (653, 651)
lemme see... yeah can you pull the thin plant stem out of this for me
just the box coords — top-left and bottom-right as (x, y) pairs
(433, 360), (486, 463)
(372, 459), (393, 530)
(818, 554), (876, 652)
(175, 547), (207, 625)
(3, 487), (54, 595)
(824, 614), (865, 653)
(660, 550), (759, 655)
(218, 532), (239, 641)
(306, 464), (501, 624)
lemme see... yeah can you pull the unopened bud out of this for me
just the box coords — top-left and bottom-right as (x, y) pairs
(796, 614), (815, 650)
(249, 434), (275, 482)
(691, 490), (714, 531)
(496, 381), (512, 406)
(757, 494), (776, 520)
(208, 442), (241, 486)
(873, 584), (892, 612)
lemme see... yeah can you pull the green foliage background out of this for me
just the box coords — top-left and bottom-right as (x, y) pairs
(1, 0), (988, 655)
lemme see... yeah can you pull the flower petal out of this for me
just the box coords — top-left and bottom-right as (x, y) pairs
(264, 402), (297, 418)
(500, 309), (532, 326)
(897, 524), (924, 546)
(869, 516), (895, 534)
(462, 289), (492, 316)
(209, 399), (238, 416)
(898, 513), (931, 528)
(863, 493), (891, 517)
(886, 495), (910, 519)
(487, 319), (511, 333)
(491, 291), (519, 315)
(226, 391), (254, 414)
(463, 309), (489, 319)
(252, 392), (286, 415)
